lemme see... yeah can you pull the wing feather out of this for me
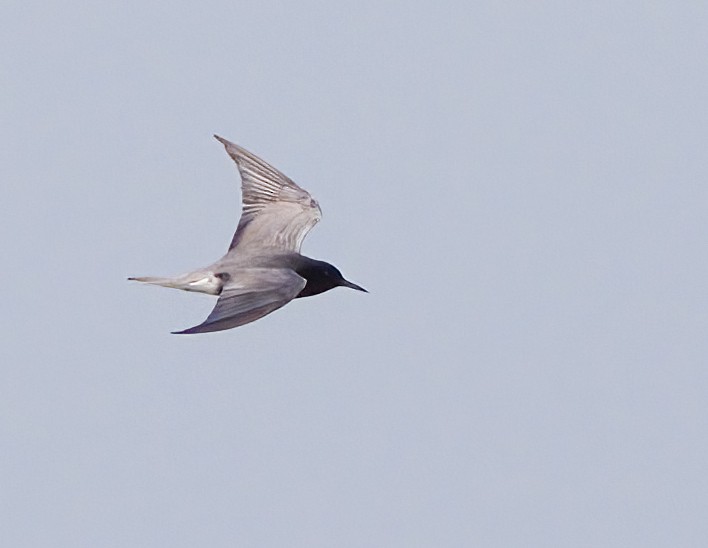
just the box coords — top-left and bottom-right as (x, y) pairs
(215, 135), (322, 253)
(173, 268), (306, 334)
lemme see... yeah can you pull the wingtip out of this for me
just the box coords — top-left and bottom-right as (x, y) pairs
(171, 325), (203, 335)
(213, 134), (228, 145)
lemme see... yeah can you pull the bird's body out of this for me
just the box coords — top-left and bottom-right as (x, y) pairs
(130, 136), (366, 334)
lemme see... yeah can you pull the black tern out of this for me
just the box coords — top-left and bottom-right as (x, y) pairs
(130, 135), (366, 334)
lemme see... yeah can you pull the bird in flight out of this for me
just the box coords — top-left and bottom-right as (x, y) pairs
(130, 135), (366, 334)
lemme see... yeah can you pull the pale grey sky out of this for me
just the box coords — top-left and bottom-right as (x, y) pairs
(2, 1), (707, 546)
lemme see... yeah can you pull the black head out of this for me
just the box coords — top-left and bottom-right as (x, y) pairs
(324, 263), (367, 292)
(296, 259), (367, 298)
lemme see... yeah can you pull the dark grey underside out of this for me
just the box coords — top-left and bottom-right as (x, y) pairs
(173, 254), (360, 334)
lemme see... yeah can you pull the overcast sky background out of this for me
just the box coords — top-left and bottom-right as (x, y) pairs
(2, 1), (707, 546)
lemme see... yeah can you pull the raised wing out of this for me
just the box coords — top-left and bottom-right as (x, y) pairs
(172, 268), (306, 334)
(215, 135), (322, 253)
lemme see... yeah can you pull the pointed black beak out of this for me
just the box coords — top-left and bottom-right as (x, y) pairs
(340, 279), (368, 292)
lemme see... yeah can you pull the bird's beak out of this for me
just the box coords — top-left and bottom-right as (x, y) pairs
(340, 279), (368, 292)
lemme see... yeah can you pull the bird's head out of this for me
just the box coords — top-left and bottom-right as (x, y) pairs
(322, 263), (368, 293)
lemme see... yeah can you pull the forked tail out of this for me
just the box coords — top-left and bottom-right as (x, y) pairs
(128, 271), (223, 295)
(127, 275), (182, 289)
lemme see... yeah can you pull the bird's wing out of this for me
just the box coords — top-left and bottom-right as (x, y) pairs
(215, 135), (322, 254)
(172, 268), (306, 334)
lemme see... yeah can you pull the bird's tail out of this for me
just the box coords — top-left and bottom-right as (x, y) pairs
(128, 271), (223, 295)
(128, 275), (182, 289)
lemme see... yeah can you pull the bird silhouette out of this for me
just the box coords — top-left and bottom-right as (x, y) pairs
(130, 135), (366, 334)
